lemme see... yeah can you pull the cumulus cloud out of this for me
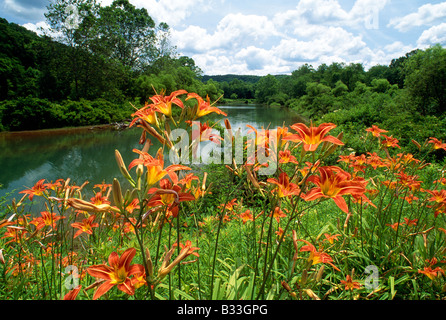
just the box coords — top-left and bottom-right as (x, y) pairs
(388, 2), (446, 32)
(417, 23), (446, 47)
(130, 0), (211, 27)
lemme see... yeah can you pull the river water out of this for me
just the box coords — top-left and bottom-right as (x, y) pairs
(0, 104), (303, 202)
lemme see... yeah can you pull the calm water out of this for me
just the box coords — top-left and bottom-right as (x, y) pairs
(0, 105), (303, 201)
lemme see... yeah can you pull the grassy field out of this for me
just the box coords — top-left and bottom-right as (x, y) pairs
(1, 90), (446, 300)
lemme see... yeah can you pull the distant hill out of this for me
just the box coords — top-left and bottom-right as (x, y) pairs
(202, 74), (261, 83)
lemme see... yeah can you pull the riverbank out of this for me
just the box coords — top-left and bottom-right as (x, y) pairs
(0, 121), (131, 138)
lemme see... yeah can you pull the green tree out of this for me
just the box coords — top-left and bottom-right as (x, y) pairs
(404, 44), (446, 115)
(255, 74), (279, 103)
(98, 0), (156, 71)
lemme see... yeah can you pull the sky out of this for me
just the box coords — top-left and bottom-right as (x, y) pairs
(2, 0), (446, 75)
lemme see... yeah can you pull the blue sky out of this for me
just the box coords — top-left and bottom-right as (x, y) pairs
(2, 0), (446, 75)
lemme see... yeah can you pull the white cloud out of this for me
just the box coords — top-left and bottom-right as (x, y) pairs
(417, 22), (446, 47)
(130, 0), (210, 27)
(273, 0), (388, 31)
(22, 21), (50, 35)
(388, 2), (446, 32)
(172, 12), (280, 53)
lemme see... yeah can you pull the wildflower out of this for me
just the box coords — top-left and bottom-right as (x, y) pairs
(283, 122), (344, 152)
(396, 172), (422, 192)
(403, 217), (418, 227)
(147, 179), (195, 207)
(386, 222), (401, 231)
(32, 211), (65, 231)
(239, 209), (253, 224)
(71, 215), (99, 238)
(428, 137), (446, 151)
(267, 172), (301, 198)
(150, 89), (187, 117)
(270, 206), (287, 223)
(125, 198), (140, 214)
(365, 125), (388, 138)
(418, 266), (445, 280)
(158, 241), (199, 279)
(186, 92), (227, 119)
(278, 149), (299, 164)
(63, 285), (82, 300)
(86, 248), (145, 300)
(340, 275), (362, 291)
(1, 226), (28, 244)
(275, 227), (285, 239)
(381, 135), (401, 149)
(19, 179), (46, 201)
(297, 239), (340, 271)
(322, 233), (341, 244)
(90, 192), (110, 206)
(130, 103), (158, 127)
(303, 166), (367, 214)
(426, 189), (446, 204)
(178, 173), (199, 190)
(65, 197), (118, 213)
(219, 198), (238, 212)
(128, 148), (191, 186)
(366, 152), (385, 169)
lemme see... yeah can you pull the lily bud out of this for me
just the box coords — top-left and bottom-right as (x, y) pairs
(112, 178), (123, 209)
(316, 265), (325, 282)
(115, 150), (134, 185)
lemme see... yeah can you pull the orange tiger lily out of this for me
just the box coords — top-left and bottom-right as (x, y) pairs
(147, 179), (195, 207)
(298, 239), (340, 271)
(128, 148), (191, 186)
(186, 92), (227, 119)
(86, 248), (145, 300)
(129, 104), (158, 127)
(19, 179), (46, 201)
(365, 125), (388, 138)
(71, 215), (99, 238)
(303, 166), (366, 213)
(150, 89), (187, 117)
(283, 122), (343, 152)
(267, 172), (301, 198)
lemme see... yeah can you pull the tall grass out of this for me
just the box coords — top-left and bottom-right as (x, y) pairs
(1, 90), (446, 300)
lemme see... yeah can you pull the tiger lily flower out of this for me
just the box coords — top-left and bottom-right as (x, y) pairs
(279, 149), (299, 164)
(428, 137), (446, 151)
(158, 240), (199, 279)
(340, 275), (362, 291)
(267, 172), (301, 198)
(186, 92), (227, 119)
(150, 89), (187, 117)
(147, 179), (195, 207)
(298, 239), (340, 271)
(62, 285), (82, 300)
(239, 209), (254, 224)
(129, 103), (159, 127)
(283, 122), (344, 152)
(32, 211), (65, 231)
(19, 179), (46, 201)
(71, 215), (99, 238)
(128, 148), (191, 186)
(365, 125), (388, 138)
(381, 135), (401, 149)
(303, 166), (366, 213)
(86, 248), (145, 300)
